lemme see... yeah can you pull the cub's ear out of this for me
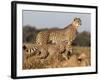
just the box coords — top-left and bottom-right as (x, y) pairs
(23, 45), (27, 50)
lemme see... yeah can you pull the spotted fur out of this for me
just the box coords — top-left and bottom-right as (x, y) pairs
(36, 17), (81, 45)
(24, 41), (72, 59)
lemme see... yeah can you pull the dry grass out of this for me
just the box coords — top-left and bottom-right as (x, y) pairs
(23, 43), (91, 69)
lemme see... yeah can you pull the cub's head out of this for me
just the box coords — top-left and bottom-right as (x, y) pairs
(72, 17), (81, 28)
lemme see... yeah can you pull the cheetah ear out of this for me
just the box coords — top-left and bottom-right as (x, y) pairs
(74, 17), (81, 21)
(23, 45), (27, 50)
(74, 17), (78, 21)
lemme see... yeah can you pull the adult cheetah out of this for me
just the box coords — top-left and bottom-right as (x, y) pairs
(36, 17), (81, 46)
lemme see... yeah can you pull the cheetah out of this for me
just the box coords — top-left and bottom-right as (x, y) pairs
(23, 41), (72, 60)
(35, 17), (81, 56)
(36, 17), (81, 46)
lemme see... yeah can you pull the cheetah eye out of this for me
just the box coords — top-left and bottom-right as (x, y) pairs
(74, 18), (76, 21)
(77, 21), (79, 23)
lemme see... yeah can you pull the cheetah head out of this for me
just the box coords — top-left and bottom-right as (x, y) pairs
(72, 17), (81, 28)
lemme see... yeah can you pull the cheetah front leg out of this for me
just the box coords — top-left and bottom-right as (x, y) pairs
(62, 44), (73, 60)
(67, 45), (73, 59)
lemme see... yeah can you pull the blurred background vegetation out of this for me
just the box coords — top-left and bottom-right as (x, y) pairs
(23, 25), (91, 47)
